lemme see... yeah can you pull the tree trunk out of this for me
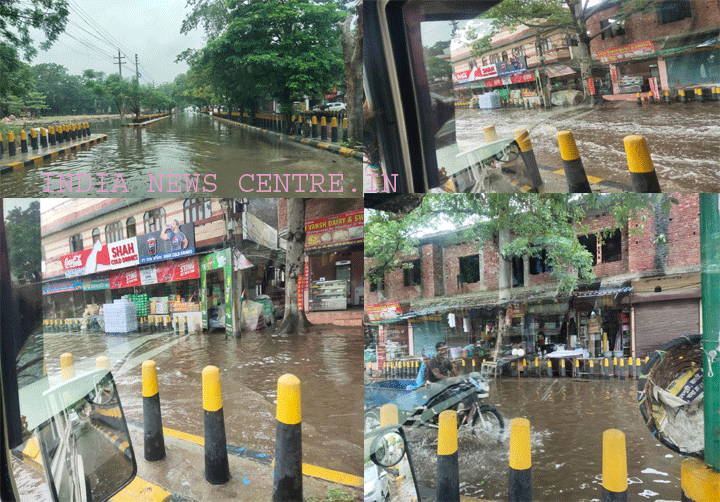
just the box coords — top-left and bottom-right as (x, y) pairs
(342, 3), (363, 147)
(276, 198), (311, 334)
(498, 227), (511, 301)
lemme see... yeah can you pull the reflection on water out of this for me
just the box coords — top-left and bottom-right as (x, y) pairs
(19, 324), (363, 478)
(456, 102), (718, 192)
(0, 113), (360, 196)
(405, 379), (682, 501)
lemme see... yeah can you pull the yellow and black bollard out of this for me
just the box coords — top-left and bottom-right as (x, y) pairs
(557, 131), (591, 193)
(61, 353), (75, 381)
(546, 359), (552, 377)
(437, 410), (460, 502)
(679, 89), (686, 103)
(40, 128), (48, 148)
(619, 357), (625, 380)
(612, 357), (618, 379)
(560, 359), (566, 377)
(70, 123), (76, 141)
(695, 88), (703, 103)
(54, 126), (62, 144)
(637, 358), (642, 379)
(627, 357), (634, 379)
(143, 360), (166, 461)
(63, 124), (70, 142)
(602, 429), (628, 501)
(273, 374), (302, 501)
(624, 135), (661, 193)
(514, 128), (544, 191)
(30, 128), (39, 150)
(648, 91), (654, 104)
(664, 90), (671, 104)
(681, 457), (720, 501)
(534, 357), (540, 378)
(574, 358), (580, 378)
(311, 116), (318, 139)
(320, 116), (328, 141)
(603, 358), (610, 380)
(331, 117), (338, 143)
(509, 418), (532, 502)
(87, 122), (92, 135)
(589, 359), (595, 379)
(7, 131), (15, 156)
(342, 117), (348, 142)
(20, 130), (28, 153)
(96, 355), (110, 370)
(636, 92), (642, 106)
(203, 365), (230, 484)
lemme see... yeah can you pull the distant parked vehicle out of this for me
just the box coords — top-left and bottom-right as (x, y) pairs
(326, 102), (346, 111)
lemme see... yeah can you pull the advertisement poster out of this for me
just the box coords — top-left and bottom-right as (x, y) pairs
(596, 40), (655, 63)
(62, 236), (139, 278)
(365, 302), (402, 322)
(297, 275), (304, 311)
(137, 222), (195, 264)
(109, 268), (142, 289)
(305, 209), (363, 252)
(496, 56), (527, 75)
(139, 265), (157, 285)
(588, 78), (596, 95)
(474, 64), (498, 79)
(200, 249), (233, 332)
(155, 257), (200, 283)
(43, 280), (82, 295)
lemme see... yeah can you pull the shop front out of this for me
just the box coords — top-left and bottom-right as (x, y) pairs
(570, 287), (633, 357)
(303, 209), (363, 313)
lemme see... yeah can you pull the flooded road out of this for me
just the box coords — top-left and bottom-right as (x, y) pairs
(1, 113), (360, 197)
(401, 378), (682, 501)
(14, 323), (363, 499)
(456, 101), (719, 192)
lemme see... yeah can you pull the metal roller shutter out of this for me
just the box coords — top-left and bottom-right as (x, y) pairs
(633, 299), (699, 357)
(411, 320), (449, 356)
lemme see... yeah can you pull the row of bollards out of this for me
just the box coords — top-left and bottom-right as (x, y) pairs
(379, 402), (629, 502)
(211, 110), (349, 142)
(56, 352), (305, 499)
(637, 87), (720, 104)
(0, 123), (92, 158)
(511, 356), (647, 379)
(43, 314), (198, 334)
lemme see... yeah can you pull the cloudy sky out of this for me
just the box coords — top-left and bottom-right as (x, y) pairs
(30, 0), (207, 85)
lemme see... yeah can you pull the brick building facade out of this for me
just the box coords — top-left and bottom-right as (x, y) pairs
(366, 194), (700, 359)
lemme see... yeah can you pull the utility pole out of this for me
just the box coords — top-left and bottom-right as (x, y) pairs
(113, 50), (126, 77)
(135, 54), (141, 83)
(134, 54), (142, 119)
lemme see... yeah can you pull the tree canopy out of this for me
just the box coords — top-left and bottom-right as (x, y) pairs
(5, 201), (41, 283)
(0, 0), (69, 60)
(365, 194), (679, 295)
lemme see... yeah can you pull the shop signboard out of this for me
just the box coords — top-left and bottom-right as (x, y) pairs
(61, 236), (139, 278)
(588, 78), (596, 95)
(544, 65), (576, 78)
(305, 209), (363, 253)
(452, 69), (471, 83)
(155, 257), (200, 283)
(297, 275), (304, 311)
(509, 72), (534, 84)
(43, 279), (82, 295)
(81, 276), (110, 291)
(199, 249), (233, 332)
(137, 222), (196, 264)
(474, 64), (499, 79)
(139, 265), (157, 285)
(501, 75), (513, 85)
(596, 40), (655, 64)
(109, 268), (142, 289)
(365, 302), (402, 323)
(377, 344), (386, 371)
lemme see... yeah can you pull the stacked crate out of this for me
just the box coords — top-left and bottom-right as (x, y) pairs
(103, 300), (138, 333)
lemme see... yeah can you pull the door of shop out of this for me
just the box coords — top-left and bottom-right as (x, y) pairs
(633, 299), (700, 356)
(411, 320), (449, 356)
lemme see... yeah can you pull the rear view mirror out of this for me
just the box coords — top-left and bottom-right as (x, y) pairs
(36, 369), (136, 502)
(370, 430), (406, 467)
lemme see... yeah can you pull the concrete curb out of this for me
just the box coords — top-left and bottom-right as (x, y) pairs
(207, 114), (363, 161)
(123, 115), (173, 128)
(0, 135), (108, 175)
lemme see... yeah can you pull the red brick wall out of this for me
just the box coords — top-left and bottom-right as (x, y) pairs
(589, 1), (720, 55)
(581, 212), (630, 277)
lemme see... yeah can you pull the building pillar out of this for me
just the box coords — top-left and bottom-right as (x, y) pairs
(523, 255), (530, 288)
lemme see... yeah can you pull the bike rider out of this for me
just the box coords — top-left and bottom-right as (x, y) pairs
(427, 342), (460, 382)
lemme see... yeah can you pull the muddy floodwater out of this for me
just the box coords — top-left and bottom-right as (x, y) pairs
(402, 378), (682, 501)
(13, 324), (363, 499)
(456, 101), (719, 192)
(0, 112), (360, 197)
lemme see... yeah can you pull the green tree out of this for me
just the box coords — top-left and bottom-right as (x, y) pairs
(32, 63), (95, 115)
(103, 74), (130, 120)
(0, 43), (32, 115)
(24, 90), (48, 117)
(0, 0), (69, 60)
(365, 194), (679, 296)
(1, 94), (24, 115)
(5, 201), (41, 283)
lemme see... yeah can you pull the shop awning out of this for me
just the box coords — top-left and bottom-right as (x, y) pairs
(544, 65), (576, 78)
(571, 286), (633, 298)
(527, 299), (570, 315)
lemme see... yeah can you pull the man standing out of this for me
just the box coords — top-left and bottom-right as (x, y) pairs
(427, 342), (460, 382)
(161, 220), (188, 251)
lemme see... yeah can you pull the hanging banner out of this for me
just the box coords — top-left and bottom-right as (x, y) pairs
(137, 222), (196, 264)
(61, 237), (139, 278)
(155, 257), (200, 283)
(43, 279), (82, 295)
(305, 209), (363, 252)
(365, 302), (402, 322)
(233, 250), (255, 271)
(81, 276), (110, 291)
(588, 78), (596, 95)
(297, 275), (304, 311)
(596, 40), (655, 64)
(495, 56), (528, 76)
(109, 268), (142, 289)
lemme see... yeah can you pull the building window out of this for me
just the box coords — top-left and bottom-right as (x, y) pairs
(105, 221), (123, 243)
(537, 38), (553, 55)
(184, 198), (212, 223)
(511, 255), (524, 287)
(369, 276), (385, 292)
(600, 19), (626, 40)
(69, 233), (83, 253)
(657, 0), (691, 25)
(512, 46), (525, 58)
(459, 254), (480, 284)
(530, 247), (552, 275)
(578, 234), (598, 266)
(601, 229), (622, 263)
(403, 259), (421, 287)
(144, 208), (166, 234)
(489, 54), (500, 64)
(91, 228), (101, 244)
(501, 51), (508, 61)
(126, 217), (136, 237)
(481, 57), (488, 66)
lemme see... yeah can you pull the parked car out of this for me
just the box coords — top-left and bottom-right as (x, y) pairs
(364, 463), (390, 502)
(326, 102), (346, 111)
